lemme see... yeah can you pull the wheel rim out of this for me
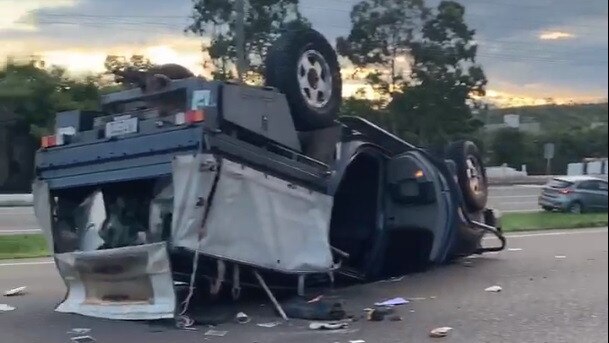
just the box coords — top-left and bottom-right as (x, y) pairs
(297, 50), (333, 109)
(570, 203), (582, 214)
(465, 156), (484, 195)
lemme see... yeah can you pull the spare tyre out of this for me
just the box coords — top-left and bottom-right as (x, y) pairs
(446, 140), (488, 212)
(265, 27), (342, 131)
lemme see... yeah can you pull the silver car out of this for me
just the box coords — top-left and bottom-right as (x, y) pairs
(539, 176), (608, 213)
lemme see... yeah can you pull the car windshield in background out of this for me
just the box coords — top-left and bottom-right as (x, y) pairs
(547, 179), (573, 188)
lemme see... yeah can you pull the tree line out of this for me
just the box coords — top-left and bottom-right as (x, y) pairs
(1, 0), (607, 176)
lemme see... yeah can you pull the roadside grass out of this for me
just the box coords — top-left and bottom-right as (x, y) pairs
(0, 212), (607, 259)
(502, 212), (609, 232)
(0, 234), (49, 260)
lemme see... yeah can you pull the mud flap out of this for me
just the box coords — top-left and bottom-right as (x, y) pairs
(54, 242), (176, 320)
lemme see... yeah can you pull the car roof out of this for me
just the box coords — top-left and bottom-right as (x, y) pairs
(554, 175), (607, 183)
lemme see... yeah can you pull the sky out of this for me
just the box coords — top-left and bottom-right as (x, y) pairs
(0, 0), (607, 107)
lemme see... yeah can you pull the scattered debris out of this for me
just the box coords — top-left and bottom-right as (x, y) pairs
(349, 340), (366, 343)
(70, 336), (96, 343)
(507, 248), (523, 252)
(0, 304), (16, 311)
(461, 261), (474, 267)
(429, 327), (453, 338)
(175, 315), (196, 330)
(3, 286), (27, 297)
(257, 321), (281, 328)
(307, 295), (324, 303)
(236, 312), (250, 324)
(409, 310), (415, 313)
(366, 309), (385, 322)
(254, 271), (288, 321)
(429, 296), (437, 299)
(204, 329), (228, 337)
(374, 297), (409, 307)
(378, 276), (405, 283)
(408, 297), (427, 301)
(388, 315), (403, 322)
(485, 285), (502, 293)
(308, 321), (349, 330)
(67, 328), (92, 335)
(555, 255), (567, 259)
(282, 297), (346, 320)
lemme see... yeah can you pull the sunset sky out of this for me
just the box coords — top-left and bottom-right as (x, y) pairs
(0, 0), (607, 107)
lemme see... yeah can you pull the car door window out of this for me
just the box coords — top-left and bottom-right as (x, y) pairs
(578, 181), (599, 190)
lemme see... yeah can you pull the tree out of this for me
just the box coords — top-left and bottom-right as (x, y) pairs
(389, 1), (487, 148)
(187, 0), (310, 82)
(337, 0), (429, 98)
(103, 55), (154, 74)
(0, 61), (100, 137)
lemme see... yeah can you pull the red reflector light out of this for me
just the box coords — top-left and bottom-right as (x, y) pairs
(41, 135), (57, 148)
(559, 188), (572, 194)
(186, 110), (205, 123)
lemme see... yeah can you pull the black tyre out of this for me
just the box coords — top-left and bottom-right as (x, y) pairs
(265, 27), (342, 131)
(446, 141), (489, 212)
(567, 201), (584, 214)
(542, 206), (554, 212)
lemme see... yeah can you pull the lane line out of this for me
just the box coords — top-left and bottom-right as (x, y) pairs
(0, 260), (54, 268)
(506, 228), (608, 239)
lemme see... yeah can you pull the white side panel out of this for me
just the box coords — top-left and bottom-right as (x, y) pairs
(54, 243), (175, 320)
(32, 180), (54, 254)
(171, 154), (218, 249)
(198, 159), (334, 273)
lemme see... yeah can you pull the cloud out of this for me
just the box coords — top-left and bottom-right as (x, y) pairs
(0, 0), (76, 31)
(539, 31), (575, 40)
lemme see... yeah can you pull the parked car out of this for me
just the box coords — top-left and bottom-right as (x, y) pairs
(539, 176), (608, 213)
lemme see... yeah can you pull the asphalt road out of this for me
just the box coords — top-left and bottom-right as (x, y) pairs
(1, 228), (607, 343)
(0, 185), (542, 235)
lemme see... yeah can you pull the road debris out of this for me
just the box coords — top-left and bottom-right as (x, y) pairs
(555, 255), (567, 259)
(236, 312), (250, 324)
(429, 327), (453, 338)
(175, 315), (196, 330)
(67, 328), (92, 335)
(307, 295), (324, 303)
(485, 285), (502, 292)
(204, 329), (228, 337)
(365, 306), (395, 321)
(507, 248), (523, 252)
(378, 276), (405, 283)
(257, 321), (281, 328)
(349, 340), (366, 343)
(308, 321), (349, 330)
(461, 261), (474, 267)
(388, 315), (403, 321)
(408, 297), (427, 301)
(374, 297), (409, 307)
(4, 286), (27, 297)
(70, 336), (96, 343)
(283, 297), (346, 320)
(0, 304), (16, 311)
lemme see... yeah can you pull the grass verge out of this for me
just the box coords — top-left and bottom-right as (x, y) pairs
(0, 234), (50, 260)
(0, 213), (607, 259)
(502, 212), (608, 232)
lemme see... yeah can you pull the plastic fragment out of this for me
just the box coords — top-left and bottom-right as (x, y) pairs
(4, 286), (27, 297)
(374, 297), (409, 307)
(236, 312), (250, 324)
(257, 321), (281, 328)
(67, 328), (91, 335)
(0, 304), (16, 311)
(308, 321), (349, 330)
(485, 285), (502, 292)
(429, 327), (453, 338)
(204, 329), (228, 337)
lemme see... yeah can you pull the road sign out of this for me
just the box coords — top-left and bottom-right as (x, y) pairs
(544, 143), (555, 160)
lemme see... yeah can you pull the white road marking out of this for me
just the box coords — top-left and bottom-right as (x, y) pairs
(488, 195), (538, 199)
(506, 228), (608, 239)
(0, 229), (41, 234)
(0, 260), (54, 268)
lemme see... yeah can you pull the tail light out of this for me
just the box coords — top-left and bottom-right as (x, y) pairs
(41, 135), (60, 148)
(559, 188), (573, 194)
(175, 110), (205, 125)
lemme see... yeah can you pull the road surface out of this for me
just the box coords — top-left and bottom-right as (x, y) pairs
(1, 228), (607, 343)
(0, 185), (542, 235)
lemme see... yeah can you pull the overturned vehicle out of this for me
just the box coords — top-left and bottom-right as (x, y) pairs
(33, 28), (505, 320)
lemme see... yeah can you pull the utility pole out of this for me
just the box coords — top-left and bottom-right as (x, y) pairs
(235, 0), (246, 82)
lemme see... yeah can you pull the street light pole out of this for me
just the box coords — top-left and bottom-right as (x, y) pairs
(235, 0), (246, 82)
